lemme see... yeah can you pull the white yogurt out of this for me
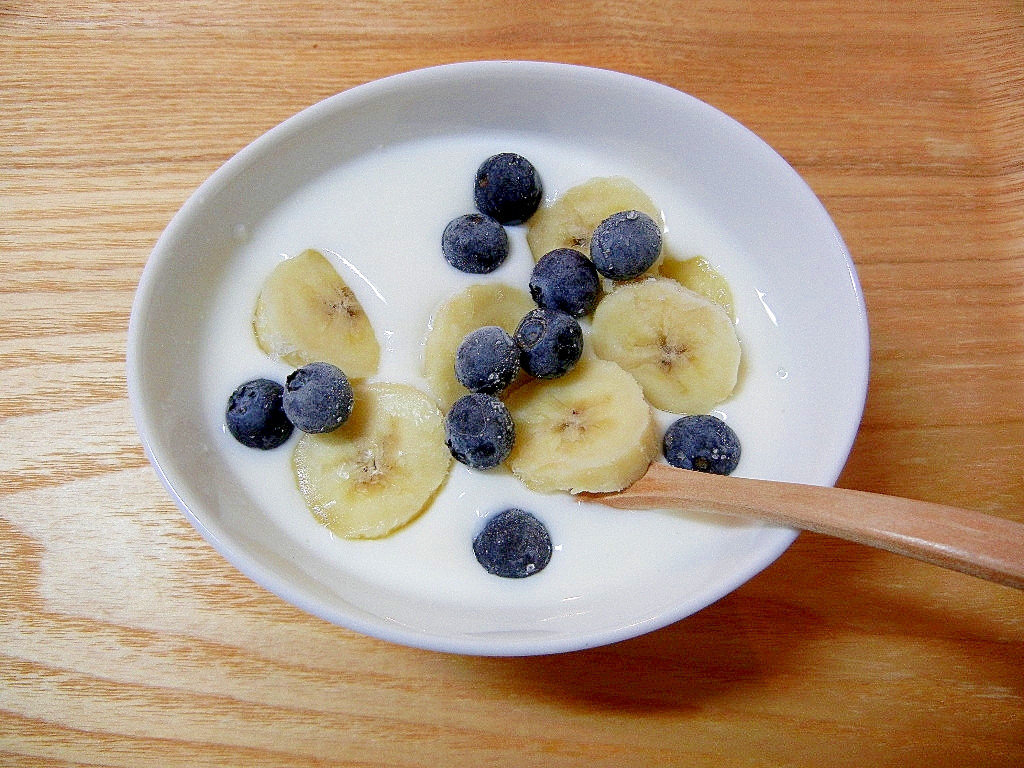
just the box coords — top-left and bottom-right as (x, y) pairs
(201, 132), (788, 612)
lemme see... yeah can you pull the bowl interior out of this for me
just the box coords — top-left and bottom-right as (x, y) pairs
(128, 62), (868, 655)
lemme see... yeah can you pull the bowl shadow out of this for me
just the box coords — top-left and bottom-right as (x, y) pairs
(446, 533), (859, 713)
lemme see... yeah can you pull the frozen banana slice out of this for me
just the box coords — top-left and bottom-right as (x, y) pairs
(422, 283), (535, 410)
(505, 357), (658, 494)
(292, 383), (451, 539)
(253, 249), (380, 379)
(526, 176), (664, 267)
(659, 255), (735, 320)
(590, 278), (740, 414)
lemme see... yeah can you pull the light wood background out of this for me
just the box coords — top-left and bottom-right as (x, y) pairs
(2, 1), (1022, 765)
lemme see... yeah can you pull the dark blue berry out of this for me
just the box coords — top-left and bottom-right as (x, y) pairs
(590, 210), (662, 281)
(455, 326), (520, 395)
(473, 153), (543, 225)
(529, 248), (601, 317)
(514, 308), (583, 379)
(473, 508), (552, 578)
(445, 393), (515, 470)
(283, 362), (354, 434)
(225, 378), (293, 450)
(663, 414), (741, 475)
(442, 213), (509, 274)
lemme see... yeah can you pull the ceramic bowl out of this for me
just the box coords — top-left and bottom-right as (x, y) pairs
(127, 61), (869, 656)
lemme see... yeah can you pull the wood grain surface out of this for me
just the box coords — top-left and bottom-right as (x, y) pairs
(2, 1), (1022, 765)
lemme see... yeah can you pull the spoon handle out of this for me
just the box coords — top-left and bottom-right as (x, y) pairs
(586, 462), (1024, 590)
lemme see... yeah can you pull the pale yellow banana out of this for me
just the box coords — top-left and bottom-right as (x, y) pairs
(590, 278), (740, 414)
(526, 177), (664, 270)
(422, 283), (534, 410)
(253, 249), (380, 379)
(505, 357), (658, 493)
(291, 383), (451, 539)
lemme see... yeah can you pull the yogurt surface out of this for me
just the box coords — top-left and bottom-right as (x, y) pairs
(200, 131), (791, 616)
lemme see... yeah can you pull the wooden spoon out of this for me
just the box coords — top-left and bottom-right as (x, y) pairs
(581, 462), (1024, 590)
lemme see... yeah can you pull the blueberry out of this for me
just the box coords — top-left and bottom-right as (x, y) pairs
(590, 210), (662, 281)
(663, 414), (741, 475)
(283, 362), (354, 434)
(455, 326), (521, 396)
(473, 153), (543, 225)
(514, 308), (583, 379)
(445, 393), (516, 470)
(442, 212), (509, 274)
(225, 378), (294, 450)
(529, 248), (601, 317)
(473, 508), (552, 578)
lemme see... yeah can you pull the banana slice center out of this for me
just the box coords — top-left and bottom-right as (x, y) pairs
(568, 229), (590, 250)
(658, 333), (691, 370)
(558, 407), (588, 441)
(353, 445), (389, 485)
(324, 284), (361, 319)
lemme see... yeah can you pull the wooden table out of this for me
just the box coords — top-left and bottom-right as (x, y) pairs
(3, 1), (1022, 765)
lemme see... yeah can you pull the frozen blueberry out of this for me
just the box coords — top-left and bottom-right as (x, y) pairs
(225, 378), (293, 450)
(473, 508), (553, 578)
(283, 362), (354, 434)
(445, 393), (516, 470)
(529, 248), (601, 317)
(473, 153), (543, 225)
(514, 307), (583, 379)
(442, 212), (509, 274)
(590, 210), (662, 281)
(455, 326), (521, 396)
(663, 414), (741, 475)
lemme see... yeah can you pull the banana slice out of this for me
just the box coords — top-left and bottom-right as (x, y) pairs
(590, 278), (740, 414)
(526, 177), (664, 269)
(422, 283), (535, 410)
(505, 357), (658, 494)
(292, 383), (451, 539)
(253, 249), (380, 379)
(659, 255), (735, 320)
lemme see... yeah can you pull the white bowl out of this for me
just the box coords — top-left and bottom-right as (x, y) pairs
(127, 61), (869, 656)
